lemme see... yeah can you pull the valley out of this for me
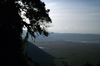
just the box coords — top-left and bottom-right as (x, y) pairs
(24, 32), (100, 66)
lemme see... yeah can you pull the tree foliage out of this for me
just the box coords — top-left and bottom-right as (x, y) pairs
(0, 0), (51, 66)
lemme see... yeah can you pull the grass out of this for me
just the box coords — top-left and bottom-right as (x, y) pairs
(34, 41), (100, 66)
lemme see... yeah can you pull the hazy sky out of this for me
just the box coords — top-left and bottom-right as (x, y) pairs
(41, 0), (100, 34)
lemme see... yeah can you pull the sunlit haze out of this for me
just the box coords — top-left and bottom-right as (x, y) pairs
(41, 0), (100, 34)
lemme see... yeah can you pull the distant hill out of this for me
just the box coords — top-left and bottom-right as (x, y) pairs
(25, 42), (55, 66)
(22, 30), (100, 39)
(52, 33), (100, 40)
(22, 31), (100, 43)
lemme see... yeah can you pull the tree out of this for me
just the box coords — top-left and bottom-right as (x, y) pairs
(84, 62), (93, 66)
(0, 0), (51, 66)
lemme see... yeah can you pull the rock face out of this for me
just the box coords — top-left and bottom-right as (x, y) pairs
(25, 42), (55, 66)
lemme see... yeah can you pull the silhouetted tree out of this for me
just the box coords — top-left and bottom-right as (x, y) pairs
(62, 61), (68, 66)
(97, 62), (100, 66)
(84, 62), (93, 66)
(0, 0), (51, 66)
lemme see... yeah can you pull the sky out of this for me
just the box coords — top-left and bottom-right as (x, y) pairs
(41, 0), (100, 34)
